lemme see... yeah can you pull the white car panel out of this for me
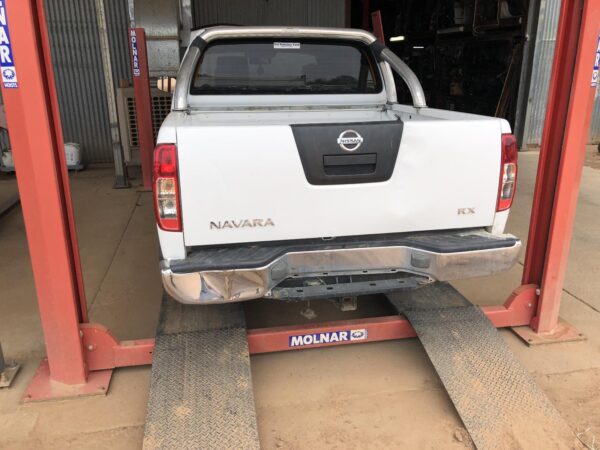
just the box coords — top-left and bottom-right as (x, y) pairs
(176, 117), (502, 247)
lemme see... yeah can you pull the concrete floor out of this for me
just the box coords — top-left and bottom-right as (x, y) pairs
(0, 150), (599, 449)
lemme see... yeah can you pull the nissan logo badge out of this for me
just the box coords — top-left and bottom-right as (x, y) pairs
(337, 130), (363, 152)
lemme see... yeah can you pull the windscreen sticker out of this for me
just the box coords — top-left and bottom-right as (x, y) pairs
(274, 42), (301, 50)
(130, 29), (141, 77)
(289, 329), (368, 347)
(0, 1), (18, 89)
(592, 34), (600, 87)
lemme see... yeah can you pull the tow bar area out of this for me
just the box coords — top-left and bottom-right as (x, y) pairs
(270, 272), (432, 301)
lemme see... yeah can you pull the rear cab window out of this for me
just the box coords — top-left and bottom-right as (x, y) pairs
(190, 39), (383, 96)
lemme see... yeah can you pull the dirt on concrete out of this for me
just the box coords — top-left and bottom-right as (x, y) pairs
(0, 154), (600, 449)
(530, 143), (600, 171)
(585, 144), (600, 170)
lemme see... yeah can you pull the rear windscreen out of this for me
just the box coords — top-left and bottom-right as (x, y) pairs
(190, 39), (382, 95)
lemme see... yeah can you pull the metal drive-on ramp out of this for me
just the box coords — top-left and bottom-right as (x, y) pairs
(143, 294), (260, 450)
(387, 283), (574, 449)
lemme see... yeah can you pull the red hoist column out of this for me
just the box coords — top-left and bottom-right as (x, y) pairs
(371, 10), (384, 43)
(513, 0), (600, 343)
(0, 0), (90, 389)
(129, 27), (154, 190)
(1, 0), (153, 401)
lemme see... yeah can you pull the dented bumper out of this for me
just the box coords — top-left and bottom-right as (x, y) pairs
(160, 231), (521, 304)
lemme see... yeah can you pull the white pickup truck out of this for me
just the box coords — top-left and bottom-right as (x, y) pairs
(154, 26), (520, 304)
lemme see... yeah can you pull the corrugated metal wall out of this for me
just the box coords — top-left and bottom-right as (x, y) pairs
(45, 0), (130, 163)
(592, 79), (600, 142)
(524, 0), (600, 145)
(105, 0), (133, 87)
(192, 0), (346, 28)
(134, 0), (181, 77)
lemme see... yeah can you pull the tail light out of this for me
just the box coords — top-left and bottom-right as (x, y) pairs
(153, 144), (181, 231)
(497, 134), (518, 211)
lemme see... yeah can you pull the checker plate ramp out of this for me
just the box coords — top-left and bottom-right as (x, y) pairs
(387, 283), (574, 450)
(143, 293), (260, 450)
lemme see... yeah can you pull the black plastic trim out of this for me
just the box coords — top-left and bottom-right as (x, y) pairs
(291, 120), (403, 185)
(370, 41), (386, 59)
(170, 230), (518, 273)
(190, 36), (207, 50)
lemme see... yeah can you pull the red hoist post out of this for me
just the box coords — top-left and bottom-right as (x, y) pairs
(1, 0), (153, 402)
(512, 0), (600, 344)
(371, 10), (384, 43)
(129, 27), (154, 190)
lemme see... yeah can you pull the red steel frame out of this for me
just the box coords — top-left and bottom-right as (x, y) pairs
(520, 0), (600, 337)
(0, 0), (597, 400)
(371, 10), (384, 43)
(129, 27), (154, 190)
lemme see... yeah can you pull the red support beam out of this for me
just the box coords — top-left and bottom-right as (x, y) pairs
(521, 0), (600, 333)
(80, 324), (154, 371)
(36, 0), (88, 324)
(248, 316), (416, 354)
(32, 285), (539, 375)
(1, 0), (88, 386)
(361, 0), (371, 31)
(0, 1), (157, 402)
(129, 28), (154, 189)
(247, 290), (537, 354)
(371, 10), (384, 43)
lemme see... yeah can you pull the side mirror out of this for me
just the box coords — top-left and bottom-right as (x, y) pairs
(157, 76), (177, 93)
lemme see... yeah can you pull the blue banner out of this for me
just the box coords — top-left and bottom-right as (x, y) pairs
(592, 35), (600, 88)
(0, 1), (17, 89)
(130, 29), (141, 77)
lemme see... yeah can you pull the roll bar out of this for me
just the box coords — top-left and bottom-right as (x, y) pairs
(172, 27), (427, 111)
(373, 45), (428, 108)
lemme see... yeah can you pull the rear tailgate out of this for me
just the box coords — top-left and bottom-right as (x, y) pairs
(176, 118), (502, 247)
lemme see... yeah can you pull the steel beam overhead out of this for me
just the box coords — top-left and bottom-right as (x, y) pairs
(129, 26), (154, 189)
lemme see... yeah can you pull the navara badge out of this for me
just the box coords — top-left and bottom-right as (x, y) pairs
(337, 130), (363, 152)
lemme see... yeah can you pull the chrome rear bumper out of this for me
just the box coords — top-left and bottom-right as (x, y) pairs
(160, 237), (521, 304)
